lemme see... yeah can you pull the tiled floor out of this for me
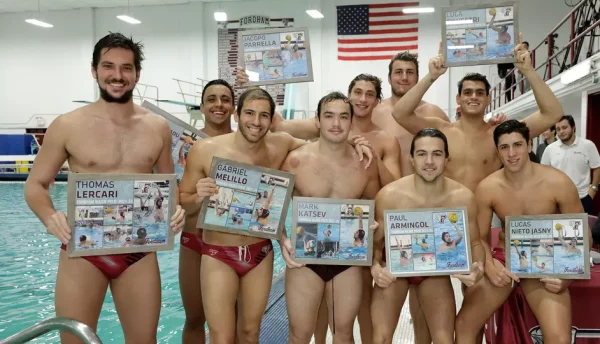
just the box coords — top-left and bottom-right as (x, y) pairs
(313, 278), (468, 343)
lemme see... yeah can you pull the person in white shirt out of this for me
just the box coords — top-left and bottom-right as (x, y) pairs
(541, 115), (600, 214)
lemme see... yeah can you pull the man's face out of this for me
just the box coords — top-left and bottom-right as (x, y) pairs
(456, 80), (490, 117)
(410, 137), (447, 183)
(348, 80), (378, 118)
(388, 60), (418, 97)
(201, 85), (234, 125)
(443, 233), (451, 243)
(236, 99), (271, 143)
(556, 119), (575, 143)
(92, 47), (139, 103)
(315, 100), (352, 144)
(541, 128), (555, 141)
(496, 132), (531, 173)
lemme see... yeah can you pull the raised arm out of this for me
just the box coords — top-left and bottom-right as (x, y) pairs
(516, 34), (563, 138)
(392, 42), (452, 134)
(271, 112), (320, 140)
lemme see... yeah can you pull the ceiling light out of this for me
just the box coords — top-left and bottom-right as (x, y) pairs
(214, 12), (227, 21)
(403, 7), (434, 13)
(117, 15), (141, 24)
(25, 19), (53, 28)
(306, 10), (324, 19)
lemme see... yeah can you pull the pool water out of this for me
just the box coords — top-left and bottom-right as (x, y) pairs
(553, 245), (585, 275)
(486, 25), (515, 58)
(0, 183), (290, 343)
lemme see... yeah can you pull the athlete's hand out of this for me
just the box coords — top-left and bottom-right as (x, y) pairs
(369, 220), (379, 232)
(453, 261), (484, 287)
(540, 278), (571, 293)
(349, 135), (374, 169)
(196, 178), (218, 204)
(235, 66), (249, 87)
(170, 205), (185, 234)
(488, 112), (509, 126)
(371, 264), (396, 288)
(44, 211), (71, 245)
(514, 33), (533, 73)
(485, 258), (520, 287)
(428, 41), (448, 80)
(280, 237), (304, 269)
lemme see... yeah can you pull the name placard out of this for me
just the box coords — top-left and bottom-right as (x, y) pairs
(197, 157), (295, 240)
(441, 1), (518, 67)
(290, 198), (375, 266)
(67, 173), (177, 257)
(141, 101), (208, 184)
(505, 214), (590, 279)
(384, 207), (472, 277)
(237, 26), (314, 87)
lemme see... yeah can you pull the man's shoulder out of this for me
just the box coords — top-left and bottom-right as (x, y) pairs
(476, 170), (503, 194)
(378, 176), (413, 198)
(416, 101), (448, 120)
(447, 178), (475, 200)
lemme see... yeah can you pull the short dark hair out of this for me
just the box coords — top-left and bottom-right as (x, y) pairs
(458, 73), (491, 95)
(493, 119), (530, 146)
(92, 32), (144, 72)
(236, 88), (275, 118)
(388, 52), (419, 77)
(316, 92), (354, 119)
(201, 79), (235, 105)
(558, 115), (576, 128)
(549, 125), (556, 132)
(410, 128), (449, 157)
(348, 74), (383, 100)
(523, 41), (530, 47)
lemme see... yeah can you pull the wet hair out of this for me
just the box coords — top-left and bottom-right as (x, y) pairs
(316, 91), (354, 119)
(348, 74), (383, 100)
(357, 229), (365, 240)
(558, 115), (576, 128)
(401, 251), (408, 258)
(442, 231), (449, 242)
(236, 88), (275, 118)
(92, 32), (144, 72)
(80, 235), (87, 242)
(388, 52), (419, 77)
(458, 73), (491, 95)
(521, 250), (527, 257)
(549, 124), (556, 133)
(493, 119), (530, 146)
(137, 227), (147, 238)
(410, 128), (449, 157)
(201, 79), (235, 105)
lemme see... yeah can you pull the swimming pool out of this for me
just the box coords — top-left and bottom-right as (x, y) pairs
(0, 182), (290, 343)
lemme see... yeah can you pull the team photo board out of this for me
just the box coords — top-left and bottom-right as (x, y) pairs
(384, 207), (472, 277)
(238, 26), (313, 87)
(197, 157), (295, 240)
(442, 1), (518, 67)
(505, 214), (590, 279)
(67, 173), (177, 257)
(291, 198), (375, 266)
(141, 101), (208, 184)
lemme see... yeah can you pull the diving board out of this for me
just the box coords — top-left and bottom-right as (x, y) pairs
(157, 99), (200, 110)
(72, 100), (93, 104)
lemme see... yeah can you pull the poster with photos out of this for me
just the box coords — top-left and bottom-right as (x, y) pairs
(505, 214), (590, 279)
(442, 1), (518, 67)
(384, 207), (472, 277)
(197, 157), (295, 240)
(290, 198), (375, 266)
(141, 101), (208, 184)
(66, 173), (177, 257)
(237, 26), (314, 87)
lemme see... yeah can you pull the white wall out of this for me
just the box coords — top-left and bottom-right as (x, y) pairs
(0, 0), (577, 127)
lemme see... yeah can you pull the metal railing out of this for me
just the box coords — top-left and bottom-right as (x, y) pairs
(488, 0), (600, 112)
(0, 317), (102, 344)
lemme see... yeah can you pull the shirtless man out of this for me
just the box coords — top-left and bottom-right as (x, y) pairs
(392, 37), (564, 342)
(454, 120), (583, 344)
(178, 78), (235, 343)
(24, 32), (186, 343)
(370, 128), (484, 344)
(179, 88), (373, 343)
(279, 91), (381, 344)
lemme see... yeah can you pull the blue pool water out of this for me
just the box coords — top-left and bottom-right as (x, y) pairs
(486, 25), (515, 58)
(0, 183), (290, 343)
(553, 245), (585, 275)
(433, 213), (468, 271)
(282, 58), (308, 79)
(389, 249), (413, 272)
(510, 244), (532, 273)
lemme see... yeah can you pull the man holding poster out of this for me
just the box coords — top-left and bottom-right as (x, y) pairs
(454, 120), (584, 344)
(278, 91), (381, 344)
(370, 128), (484, 344)
(24, 33), (185, 343)
(179, 88), (374, 343)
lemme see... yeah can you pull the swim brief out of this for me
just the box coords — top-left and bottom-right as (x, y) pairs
(491, 247), (506, 265)
(307, 265), (351, 282)
(382, 249), (428, 286)
(180, 232), (203, 255)
(60, 244), (148, 280)
(201, 239), (273, 277)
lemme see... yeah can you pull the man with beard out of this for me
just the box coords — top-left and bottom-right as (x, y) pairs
(179, 88), (374, 343)
(24, 33), (186, 343)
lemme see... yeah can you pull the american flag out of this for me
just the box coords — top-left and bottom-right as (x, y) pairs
(337, 2), (419, 61)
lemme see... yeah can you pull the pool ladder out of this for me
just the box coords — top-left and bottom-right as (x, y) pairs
(0, 317), (102, 344)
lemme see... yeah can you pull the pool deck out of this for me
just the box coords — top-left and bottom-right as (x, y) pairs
(206, 274), (469, 344)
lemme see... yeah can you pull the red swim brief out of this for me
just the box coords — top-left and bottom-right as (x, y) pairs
(60, 244), (148, 280)
(201, 239), (273, 277)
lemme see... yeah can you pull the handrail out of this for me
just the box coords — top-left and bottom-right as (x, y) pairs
(0, 317), (102, 344)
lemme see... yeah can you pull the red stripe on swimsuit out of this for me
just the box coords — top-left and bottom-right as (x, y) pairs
(201, 240), (273, 277)
(60, 244), (148, 280)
